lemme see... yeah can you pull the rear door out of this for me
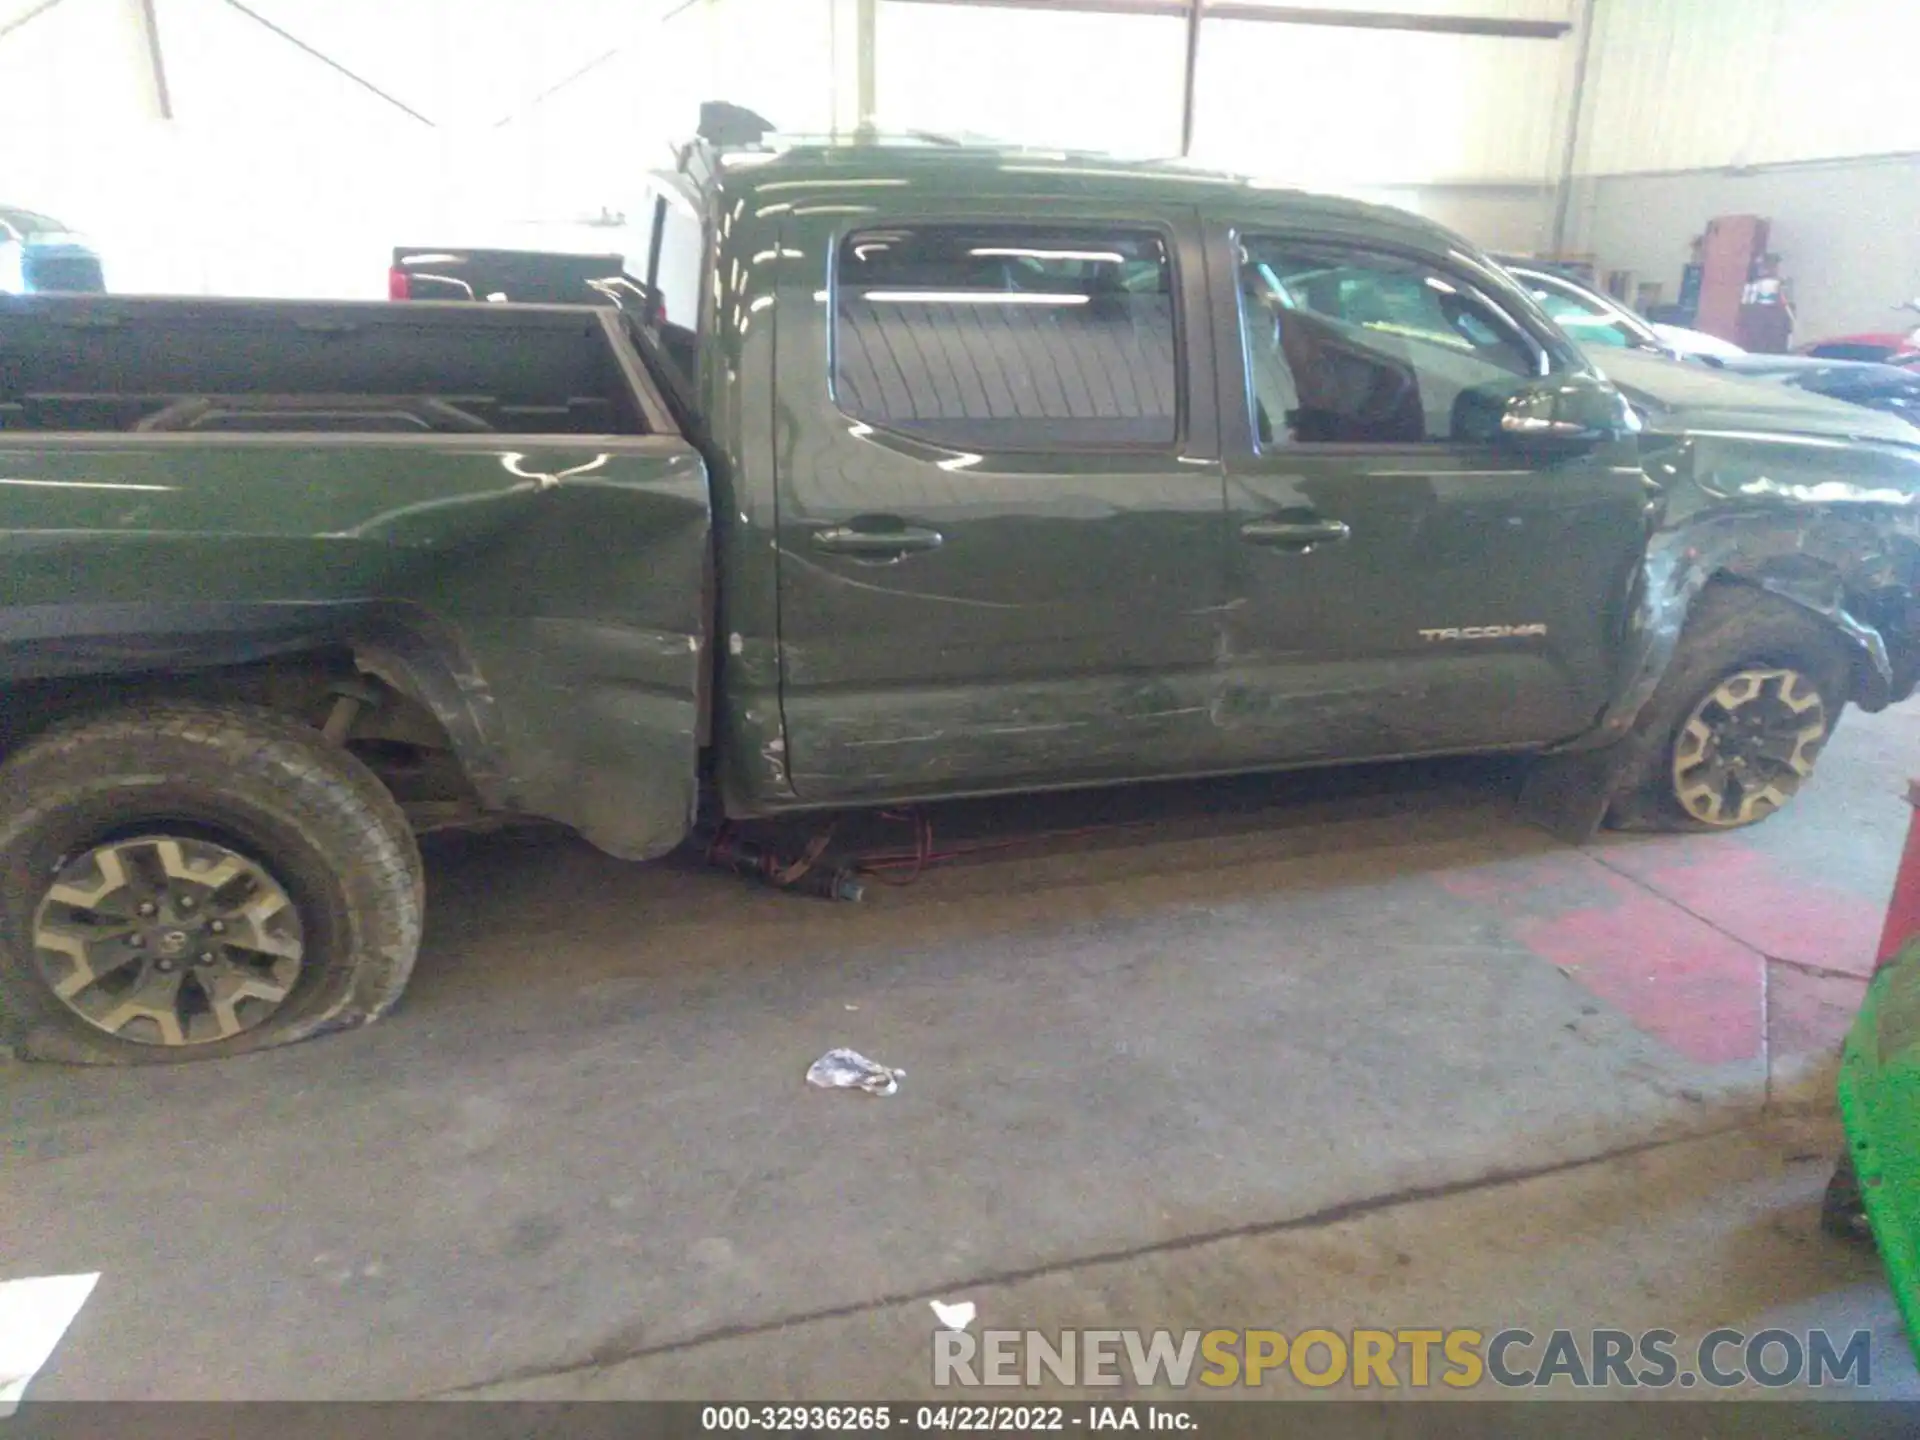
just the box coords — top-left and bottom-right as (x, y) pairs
(1206, 221), (1653, 764)
(770, 203), (1227, 802)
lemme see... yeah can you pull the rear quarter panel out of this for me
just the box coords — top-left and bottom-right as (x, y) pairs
(0, 434), (711, 859)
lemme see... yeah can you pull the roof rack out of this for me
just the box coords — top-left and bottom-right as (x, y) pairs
(672, 98), (1042, 181)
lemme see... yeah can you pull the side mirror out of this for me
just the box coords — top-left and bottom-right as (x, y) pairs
(1499, 376), (1639, 451)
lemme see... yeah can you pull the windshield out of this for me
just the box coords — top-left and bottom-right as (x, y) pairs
(1515, 269), (1660, 352)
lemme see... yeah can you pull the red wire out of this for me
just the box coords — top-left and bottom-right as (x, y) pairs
(857, 820), (1120, 869)
(860, 808), (935, 885)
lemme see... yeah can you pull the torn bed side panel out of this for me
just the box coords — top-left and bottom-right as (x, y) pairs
(0, 440), (714, 862)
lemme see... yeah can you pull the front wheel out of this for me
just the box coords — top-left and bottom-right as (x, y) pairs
(1667, 665), (1833, 827)
(1608, 586), (1852, 833)
(0, 703), (423, 1064)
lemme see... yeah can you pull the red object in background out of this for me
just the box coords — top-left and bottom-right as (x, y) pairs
(387, 267), (411, 301)
(1876, 779), (1920, 970)
(1799, 335), (1920, 369)
(1802, 301), (1920, 366)
(1693, 214), (1768, 344)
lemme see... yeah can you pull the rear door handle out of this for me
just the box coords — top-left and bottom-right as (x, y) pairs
(811, 524), (945, 558)
(1238, 518), (1351, 552)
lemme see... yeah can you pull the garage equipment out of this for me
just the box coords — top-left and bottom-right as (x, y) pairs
(1834, 778), (1920, 1366)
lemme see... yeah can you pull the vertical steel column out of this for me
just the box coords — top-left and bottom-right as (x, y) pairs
(1549, 0), (1599, 256)
(1178, 0), (1203, 156)
(857, 0), (878, 133)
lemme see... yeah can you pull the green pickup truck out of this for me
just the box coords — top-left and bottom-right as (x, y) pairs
(4, 129), (1920, 1064)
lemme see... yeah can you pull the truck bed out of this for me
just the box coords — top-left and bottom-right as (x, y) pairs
(0, 294), (670, 436)
(0, 292), (711, 862)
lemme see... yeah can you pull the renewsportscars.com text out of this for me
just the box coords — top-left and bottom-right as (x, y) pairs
(932, 1327), (1874, 1390)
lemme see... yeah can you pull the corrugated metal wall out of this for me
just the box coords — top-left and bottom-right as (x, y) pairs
(1576, 0), (1920, 175)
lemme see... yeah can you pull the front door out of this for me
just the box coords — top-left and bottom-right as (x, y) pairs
(1207, 222), (1653, 764)
(772, 205), (1227, 802)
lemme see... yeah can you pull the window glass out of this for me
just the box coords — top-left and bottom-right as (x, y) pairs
(1238, 236), (1541, 448)
(624, 179), (706, 396)
(834, 225), (1178, 450)
(641, 184), (705, 334)
(1523, 277), (1634, 349)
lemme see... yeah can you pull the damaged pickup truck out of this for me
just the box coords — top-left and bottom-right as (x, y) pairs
(3, 128), (1919, 1063)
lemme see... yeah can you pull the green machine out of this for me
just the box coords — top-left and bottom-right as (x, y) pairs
(1834, 933), (1920, 1367)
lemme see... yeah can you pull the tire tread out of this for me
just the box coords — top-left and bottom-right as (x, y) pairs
(0, 701), (423, 1063)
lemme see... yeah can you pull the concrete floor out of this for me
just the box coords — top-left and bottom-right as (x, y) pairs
(6, 703), (1919, 1404)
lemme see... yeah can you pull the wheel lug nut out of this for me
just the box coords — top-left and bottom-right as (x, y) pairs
(178, 896), (195, 910)
(196, 951), (215, 966)
(209, 921), (226, 934)
(156, 959), (175, 973)
(136, 901), (156, 917)
(127, 934), (145, 947)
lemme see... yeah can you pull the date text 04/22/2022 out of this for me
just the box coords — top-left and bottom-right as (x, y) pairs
(699, 1404), (1193, 1431)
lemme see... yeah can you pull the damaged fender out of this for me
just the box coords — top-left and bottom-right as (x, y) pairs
(1523, 429), (1920, 841)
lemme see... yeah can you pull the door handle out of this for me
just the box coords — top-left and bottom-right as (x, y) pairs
(1238, 518), (1351, 552)
(810, 524), (945, 558)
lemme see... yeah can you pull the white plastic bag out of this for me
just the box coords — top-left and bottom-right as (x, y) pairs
(806, 1047), (904, 1097)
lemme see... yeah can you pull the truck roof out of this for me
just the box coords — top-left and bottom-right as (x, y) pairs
(697, 137), (1462, 251)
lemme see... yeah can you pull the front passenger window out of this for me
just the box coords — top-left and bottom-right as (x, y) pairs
(1237, 237), (1543, 448)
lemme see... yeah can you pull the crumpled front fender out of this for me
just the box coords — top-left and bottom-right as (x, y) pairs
(1580, 433), (1920, 748)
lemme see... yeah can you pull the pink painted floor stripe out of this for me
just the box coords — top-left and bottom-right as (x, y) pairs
(1598, 839), (1883, 977)
(1439, 860), (1764, 1065)
(1510, 893), (1764, 1065)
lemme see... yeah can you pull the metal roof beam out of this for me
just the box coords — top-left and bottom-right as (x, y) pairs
(883, 0), (1571, 40)
(218, 0), (435, 125)
(0, 0), (68, 44)
(126, 0), (172, 118)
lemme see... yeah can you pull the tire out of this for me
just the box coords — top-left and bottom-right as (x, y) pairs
(1607, 585), (1853, 833)
(0, 702), (423, 1064)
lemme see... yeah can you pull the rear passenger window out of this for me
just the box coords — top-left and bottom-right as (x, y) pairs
(833, 225), (1178, 450)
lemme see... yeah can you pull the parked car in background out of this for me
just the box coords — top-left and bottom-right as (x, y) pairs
(1802, 299), (1920, 368)
(1703, 354), (1920, 433)
(1497, 259), (1920, 432)
(1495, 258), (1744, 360)
(387, 177), (705, 322)
(0, 206), (105, 293)
(388, 245), (626, 304)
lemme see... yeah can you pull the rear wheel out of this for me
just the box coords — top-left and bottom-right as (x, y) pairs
(1608, 586), (1852, 832)
(0, 703), (422, 1064)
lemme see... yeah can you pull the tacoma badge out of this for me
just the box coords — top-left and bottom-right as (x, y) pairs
(1419, 624), (1549, 641)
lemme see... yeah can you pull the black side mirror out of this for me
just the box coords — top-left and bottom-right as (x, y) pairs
(1499, 375), (1639, 451)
